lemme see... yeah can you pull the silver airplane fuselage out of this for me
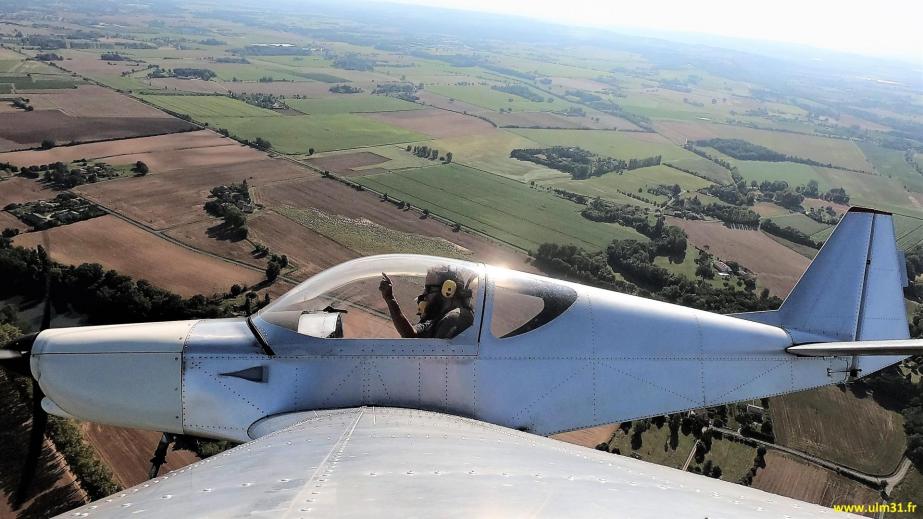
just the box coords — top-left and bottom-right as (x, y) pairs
(31, 257), (848, 443)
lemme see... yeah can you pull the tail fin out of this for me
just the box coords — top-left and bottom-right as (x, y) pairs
(735, 207), (911, 375)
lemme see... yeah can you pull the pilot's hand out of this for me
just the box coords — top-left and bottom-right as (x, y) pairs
(379, 273), (394, 301)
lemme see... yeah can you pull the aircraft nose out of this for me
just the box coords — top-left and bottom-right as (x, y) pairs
(31, 320), (196, 434)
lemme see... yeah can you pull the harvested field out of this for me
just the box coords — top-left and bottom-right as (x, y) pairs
(0, 177), (57, 206)
(247, 211), (359, 280)
(365, 108), (496, 138)
(667, 217), (809, 296)
(13, 216), (264, 297)
(164, 218), (270, 270)
(306, 151), (389, 172)
(80, 424), (200, 489)
(0, 110), (196, 152)
(770, 385), (906, 475)
(99, 141), (263, 172)
(752, 451), (879, 515)
(148, 78), (231, 94)
(27, 86), (171, 118)
(552, 424), (618, 448)
(76, 158), (309, 229)
(0, 130), (235, 166)
(255, 175), (535, 270)
(0, 211), (23, 234)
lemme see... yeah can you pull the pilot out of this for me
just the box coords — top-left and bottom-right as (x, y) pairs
(379, 266), (474, 339)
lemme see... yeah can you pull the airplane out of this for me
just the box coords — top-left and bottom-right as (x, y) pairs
(1, 206), (921, 517)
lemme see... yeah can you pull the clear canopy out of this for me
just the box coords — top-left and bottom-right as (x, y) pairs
(256, 255), (483, 340)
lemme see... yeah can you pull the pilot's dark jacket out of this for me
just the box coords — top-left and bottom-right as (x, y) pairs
(413, 307), (473, 339)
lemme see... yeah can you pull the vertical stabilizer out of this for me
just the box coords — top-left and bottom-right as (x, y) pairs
(736, 207), (910, 376)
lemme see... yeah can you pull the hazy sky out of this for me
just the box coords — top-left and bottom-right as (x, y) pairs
(383, 0), (923, 63)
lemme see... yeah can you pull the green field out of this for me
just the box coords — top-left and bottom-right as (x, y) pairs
(541, 164), (713, 205)
(139, 94), (278, 118)
(606, 421), (698, 469)
(765, 212), (831, 236)
(286, 95), (422, 114)
(689, 437), (759, 483)
(0, 74), (79, 91)
(510, 128), (694, 162)
(858, 141), (923, 192)
(428, 84), (557, 112)
(209, 113), (426, 153)
(696, 124), (873, 172)
(731, 159), (829, 189)
(355, 163), (645, 251)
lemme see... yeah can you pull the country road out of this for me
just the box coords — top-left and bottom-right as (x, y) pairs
(708, 426), (912, 494)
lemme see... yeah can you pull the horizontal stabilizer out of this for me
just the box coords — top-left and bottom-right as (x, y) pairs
(787, 339), (923, 357)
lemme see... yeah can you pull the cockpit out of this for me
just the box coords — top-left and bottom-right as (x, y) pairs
(250, 254), (580, 352)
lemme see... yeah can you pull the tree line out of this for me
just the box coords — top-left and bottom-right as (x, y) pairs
(534, 241), (775, 313)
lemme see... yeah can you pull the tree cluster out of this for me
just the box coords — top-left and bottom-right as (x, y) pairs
(510, 146), (660, 180)
(490, 84), (546, 102)
(760, 219), (820, 248)
(329, 84), (363, 94)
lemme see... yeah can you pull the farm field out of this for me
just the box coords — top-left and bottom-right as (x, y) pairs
(886, 467), (923, 518)
(27, 86), (171, 118)
(206, 114), (427, 153)
(162, 218), (271, 271)
(285, 95), (422, 114)
(355, 163), (646, 251)
(688, 437), (757, 483)
(510, 128), (697, 163)
(364, 108), (496, 139)
(0, 110), (196, 152)
(667, 217), (810, 296)
(764, 212), (831, 236)
(551, 424), (618, 448)
(427, 84), (558, 112)
(13, 216), (264, 297)
(770, 385), (906, 475)
(80, 424), (200, 489)
(75, 158), (309, 229)
(541, 164), (713, 205)
(0, 176), (57, 206)
(138, 94), (278, 118)
(305, 151), (389, 172)
(606, 421), (698, 469)
(752, 451), (880, 514)
(656, 121), (875, 171)
(255, 175), (537, 269)
(0, 130), (239, 166)
(276, 206), (474, 259)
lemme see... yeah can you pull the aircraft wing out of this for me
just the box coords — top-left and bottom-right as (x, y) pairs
(62, 407), (854, 518)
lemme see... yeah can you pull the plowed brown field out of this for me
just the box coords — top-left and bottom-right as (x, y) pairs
(28, 86), (171, 118)
(667, 217), (809, 296)
(366, 107), (496, 138)
(0, 130), (233, 166)
(0, 110), (195, 152)
(14, 216), (263, 297)
(76, 158), (309, 230)
(752, 451), (878, 516)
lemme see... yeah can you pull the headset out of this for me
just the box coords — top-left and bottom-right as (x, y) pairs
(416, 270), (472, 316)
